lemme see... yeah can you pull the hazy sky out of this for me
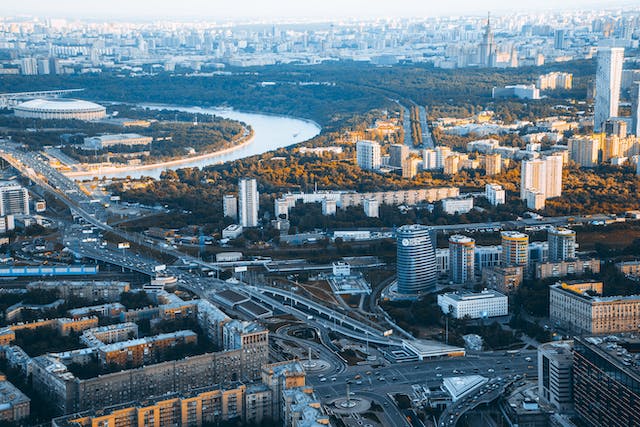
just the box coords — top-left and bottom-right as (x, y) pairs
(0, 0), (632, 21)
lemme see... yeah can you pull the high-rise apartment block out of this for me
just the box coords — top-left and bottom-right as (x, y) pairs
(537, 72), (572, 90)
(485, 183), (505, 206)
(396, 225), (437, 295)
(238, 178), (259, 227)
(568, 135), (601, 167)
(501, 231), (529, 268)
(223, 194), (238, 221)
(0, 183), (29, 216)
(594, 46), (624, 132)
(547, 227), (576, 262)
(483, 153), (502, 176)
(520, 155), (563, 209)
(356, 140), (381, 170)
(423, 148), (437, 170)
(389, 144), (409, 168)
(448, 235), (475, 284)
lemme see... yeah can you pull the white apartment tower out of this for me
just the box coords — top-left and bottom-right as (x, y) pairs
(520, 159), (546, 200)
(594, 47), (624, 132)
(238, 178), (259, 227)
(356, 140), (381, 171)
(545, 155), (564, 198)
(485, 183), (505, 206)
(222, 195), (238, 221)
(521, 156), (563, 204)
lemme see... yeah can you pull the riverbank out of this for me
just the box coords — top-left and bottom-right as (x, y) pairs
(62, 105), (321, 180)
(64, 128), (255, 178)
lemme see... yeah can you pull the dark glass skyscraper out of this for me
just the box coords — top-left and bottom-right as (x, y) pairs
(396, 225), (437, 295)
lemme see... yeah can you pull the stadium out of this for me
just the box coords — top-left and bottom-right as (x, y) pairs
(13, 98), (107, 120)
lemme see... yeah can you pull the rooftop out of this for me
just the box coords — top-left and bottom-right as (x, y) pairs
(439, 289), (507, 302)
(579, 335), (640, 379)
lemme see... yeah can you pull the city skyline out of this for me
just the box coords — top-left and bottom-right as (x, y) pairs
(1, 0), (636, 21)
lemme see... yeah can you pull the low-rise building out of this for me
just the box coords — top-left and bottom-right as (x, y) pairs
(222, 224), (244, 239)
(0, 374), (30, 422)
(437, 290), (508, 319)
(27, 280), (130, 302)
(535, 258), (600, 280)
(441, 197), (473, 215)
(616, 260), (640, 279)
(82, 133), (152, 150)
(482, 265), (524, 293)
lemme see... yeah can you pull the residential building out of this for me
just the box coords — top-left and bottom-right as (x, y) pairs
(0, 374), (30, 422)
(616, 260), (640, 279)
(604, 119), (628, 137)
(482, 265), (524, 293)
(274, 197), (289, 220)
(448, 235), (475, 284)
(525, 190), (546, 210)
(437, 290), (508, 319)
(321, 198), (336, 216)
(501, 231), (529, 268)
(402, 157), (421, 178)
(537, 72), (573, 90)
(389, 144), (409, 167)
(396, 225), (437, 295)
(549, 281), (640, 334)
(483, 153), (502, 175)
(573, 335), (640, 427)
(363, 197), (379, 218)
(520, 159), (546, 200)
(535, 259), (600, 280)
(485, 183), (505, 206)
(594, 46), (624, 132)
(53, 384), (251, 427)
(0, 183), (29, 216)
(423, 148), (437, 170)
(442, 197), (473, 215)
(568, 135), (601, 167)
(475, 245), (502, 272)
(355, 140), (381, 170)
(537, 341), (574, 413)
(544, 155), (563, 198)
(443, 154), (460, 175)
(547, 227), (576, 261)
(435, 146), (452, 169)
(632, 81), (640, 137)
(223, 195), (238, 221)
(238, 178), (259, 227)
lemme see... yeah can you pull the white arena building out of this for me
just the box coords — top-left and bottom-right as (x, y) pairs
(14, 98), (107, 120)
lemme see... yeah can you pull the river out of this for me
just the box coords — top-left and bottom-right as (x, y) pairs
(68, 105), (321, 180)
